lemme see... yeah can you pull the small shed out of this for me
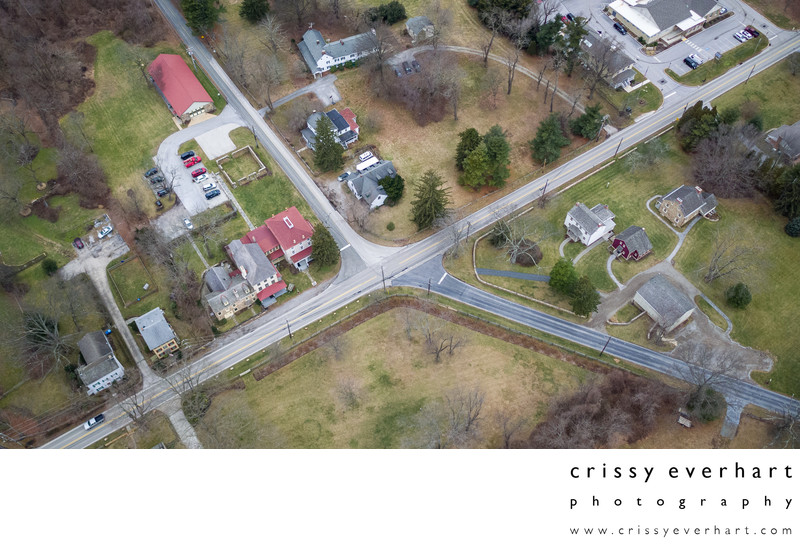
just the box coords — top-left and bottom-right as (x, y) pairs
(406, 16), (434, 43)
(633, 275), (695, 333)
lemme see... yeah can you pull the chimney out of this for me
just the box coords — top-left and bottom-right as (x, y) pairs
(695, 186), (703, 193)
(240, 266), (248, 279)
(340, 40), (344, 45)
(316, 40), (320, 45)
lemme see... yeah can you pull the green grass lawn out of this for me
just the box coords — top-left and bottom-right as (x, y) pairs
(221, 152), (261, 181)
(694, 296), (728, 331)
(666, 37), (769, 86)
(233, 174), (315, 224)
(178, 139), (207, 160)
(91, 411), (185, 449)
(712, 55), (800, 130)
(107, 255), (158, 306)
(742, 0), (800, 29)
(191, 205), (250, 264)
(673, 195), (800, 396)
(595, 72), (663, 127)
(196, 307), (593, 448)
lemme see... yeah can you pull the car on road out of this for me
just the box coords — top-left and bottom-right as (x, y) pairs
(191, 167), (207, 178)
(144, 167), (158, 178)
(184, 156), (202, 167)
(194, 173), (209, 183)
(97, 226), (113, 239)
(73, 237), (84, 250)
(205, 189), (221, 200)
(683, 57), (699, 69)
(402, 61), (412, 74)
(180, 150), (195, 161)
(202, 182), (217, 192)
(150, 175), (164, 184)
(183, 218), (194, 230)
(613, 22), (627, 35)
(411, 60), (421, 72)
(156, 188), (169, 197)
(84, 414), (105, 430)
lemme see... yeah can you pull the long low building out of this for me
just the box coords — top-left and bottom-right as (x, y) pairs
(606, 0), (723, 46)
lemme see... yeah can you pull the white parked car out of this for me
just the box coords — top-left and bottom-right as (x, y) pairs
(194, 173), (208, 183)
(183, 218), (194, 230)
(202, 182), (217, 192)
(97, 226), (113, 239)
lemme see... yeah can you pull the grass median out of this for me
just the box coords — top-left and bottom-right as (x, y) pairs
(666, 36), (769, 86)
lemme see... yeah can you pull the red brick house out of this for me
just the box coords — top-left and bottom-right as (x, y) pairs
(611, 226), (653, 261)
(241, 206), (315, 271)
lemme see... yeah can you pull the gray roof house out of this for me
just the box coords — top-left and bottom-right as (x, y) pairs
(77, 331), (125, 396)
(607, 0), (721, 46)
(347, 160), (395, 209)
(611, 225), (653, 261)
(658, 185), (717, 227)
(297, 28), (377, 77)
(765, 120), (800, 164)
(226, 240), (280, 294)
(204, 266), (258, 321)
(564, 203), (616, 246)
(301, 108), (359, 151)
(633, 274), (695, 333)
(406, 16), (434, 43)
(134, 307), (179, 358)
(581, 38), (636, 90)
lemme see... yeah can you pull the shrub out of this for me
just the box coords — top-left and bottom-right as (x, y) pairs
(549, 258), (578, 295)
(41, 258), (58, 276)
(725, 282), (752, 309)
(386, 222), (395, 231)
(786, 217), (800, 237)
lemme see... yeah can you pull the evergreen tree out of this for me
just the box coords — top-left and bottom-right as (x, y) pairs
(676, 101), (719, 152)
(569, 104), (604, 139)
(181, 0), (223, 33)
(410, 170), (451, 230)
(455, 127), (482, 170)
(527, 19), (562, 55)
(311, 223), (339, 266)
(549, 258), (578, 295)
(725, 282), (752, 309)
(530, 113), (570, 165)
(785, 217), (800, 237)
(775, 165), (800, 219)
(380, 173), (405, 203)
(313, 115), (344, 172)
(378, 1), (407, 24)
(239, 0), (269, 23)
(562, 16), (589, 76)
(459, 142), (490, 189)
(483, 124), (510, 186)
(570, 276), (600, 316)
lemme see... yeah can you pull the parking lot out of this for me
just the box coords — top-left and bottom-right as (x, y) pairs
(147, 152), (229, 217)
(668, 23), (768, 76)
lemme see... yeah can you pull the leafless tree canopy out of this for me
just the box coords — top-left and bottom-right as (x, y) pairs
(582, 36), (621, 100)
(703, 229), (754, 283)
(692, 124), (760, 198)
(767, 408), (800, 449)
(335, 376), (361, 410)
(503, 14), (533, 95)
(527, 371), (678, 448)
(403, 386), (486, 448)
(495, 408), (528, 448)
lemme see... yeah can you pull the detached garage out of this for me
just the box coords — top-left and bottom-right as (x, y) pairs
(148, 54), (214, 123)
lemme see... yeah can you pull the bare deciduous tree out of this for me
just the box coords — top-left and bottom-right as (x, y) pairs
(767, 408), (800, 449)
(582, 35), (619, 100)
(336, 376), (361, 410)
(256, 53), (285, 112)
(503, 14), (533, 95)
(675, 345), (738, 421)
(692, 124), (760, 198)
(114, 381), (153, 426)
(358, 23), (395, 86)
(703, 229), (753, 283)
(274, 0), (311, 28)
(479, 7), (504, 67)
(221, 27), (249, 89)
(427, 0), (452, 51)
(445, 386), (485, 435)
(495, 408), (527, 448)
(481, 66), (503, 109)
(326, 335), (349, 361)
(258, 14), (287, 56)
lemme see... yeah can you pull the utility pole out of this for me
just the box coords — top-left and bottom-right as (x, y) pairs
(539, 179), (549, 208)
(599, 335), (611, 357)
(427, 278), (431, 296)
(381, 266), (387, 293)
(614, 138), (623, 158)
(286, 320), (293, 340)
(745, 64), (756, 84)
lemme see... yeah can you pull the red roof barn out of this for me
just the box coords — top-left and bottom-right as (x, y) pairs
(147, 54), (214, 122)
(611, 226), (653, 261)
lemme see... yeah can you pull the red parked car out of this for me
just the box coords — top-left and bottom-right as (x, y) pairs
(191, 167), (207, 178)
(184, 156), (202, 167)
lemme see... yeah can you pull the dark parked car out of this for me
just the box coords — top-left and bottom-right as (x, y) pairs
(73, 237), (84, 250)
(150, 176), (164, 184)
(180, 150), (195, 161)
(155, 200), (163, 209)
(411, 60), (421, 72)
(205, 189), (221, 200)
(613, 22), (627, 35)
(402, 61), (412, 74)
(156, 189), (169, 197)
(394, 67), (402, 77)
(745, 26), (760, 37)
(144, 167), (158, 178)
(683, 57), (699, 69)
(566, 13), (575, 22)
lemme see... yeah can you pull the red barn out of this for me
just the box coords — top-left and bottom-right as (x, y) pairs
(147, 54), (214, 123)
(611, 225), (652, 261)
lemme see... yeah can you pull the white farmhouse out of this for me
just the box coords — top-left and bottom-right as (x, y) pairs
(564, 203), (616, 246)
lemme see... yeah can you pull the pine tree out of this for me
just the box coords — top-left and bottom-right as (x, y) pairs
(459, 142), (490, 189)
(569, 104), (604, 139)
(181, 0), (223, 33)
(530, 114), (571, 165)
(311, 223), (339, 266)
(380, 174), (405, 203)
(455, 127), (482, 170)
(239, 0), (270, 23)
(775, 165), (800, 219)
(313, 115), (344, 172)
(483, 124), (510, 186)
(410, 170), (451, 230)
(570, 276), (600, 316)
